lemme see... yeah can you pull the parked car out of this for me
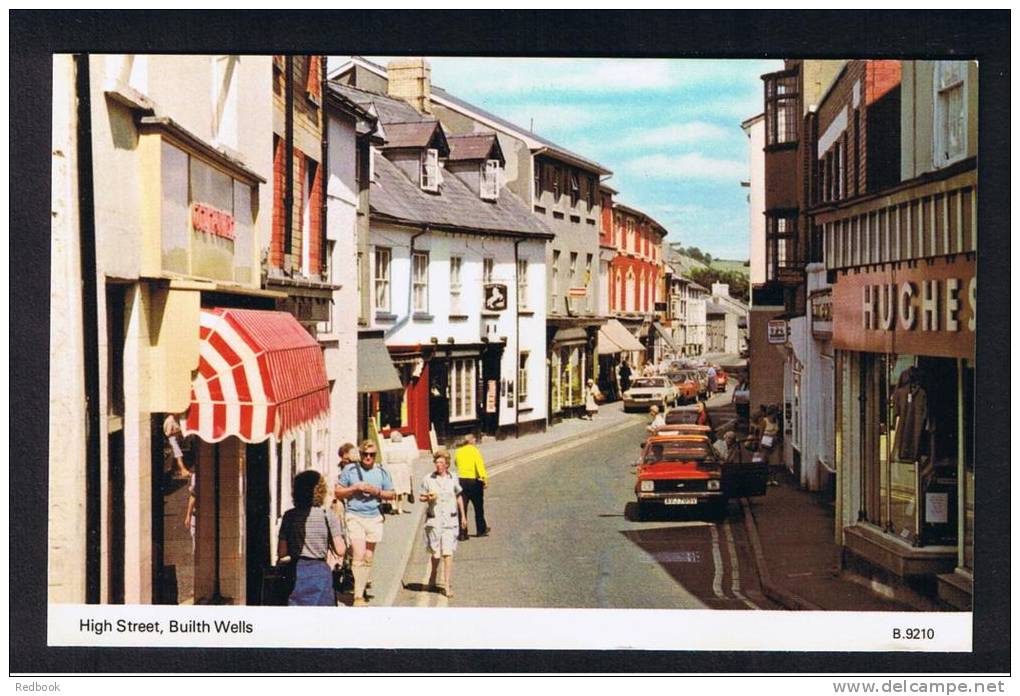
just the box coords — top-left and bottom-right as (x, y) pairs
(623, 377), (678, 412)
(711, 366), (728, 392)
(634, 433), (724, 519)
(667, 370), (701, 404)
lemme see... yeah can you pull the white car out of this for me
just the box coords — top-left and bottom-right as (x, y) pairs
(623, 377), (678, 412)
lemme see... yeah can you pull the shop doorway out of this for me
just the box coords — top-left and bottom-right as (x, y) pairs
(245, 443), (271, 604)
(480, 347), (503, 436)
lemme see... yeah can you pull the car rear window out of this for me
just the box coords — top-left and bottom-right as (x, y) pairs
(643, 441), (715, 463)
(665, 409), (701, 424)
(631, 378), (666, 389)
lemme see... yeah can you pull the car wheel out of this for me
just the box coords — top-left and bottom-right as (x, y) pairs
(637, 501), (651, 521)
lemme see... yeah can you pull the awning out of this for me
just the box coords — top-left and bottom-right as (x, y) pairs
(183, 308), (330, 443)
(552, 327), (588, 345)
(598, 318), (644, 354)
(358, 335), (403, 393)
(652, 322), (678, 353)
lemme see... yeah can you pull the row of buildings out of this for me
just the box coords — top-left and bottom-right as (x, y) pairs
(49, 54), (744, 606)
(743, 59), (976, 609)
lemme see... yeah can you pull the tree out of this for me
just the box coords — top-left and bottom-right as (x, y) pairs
(687, 267), (749, 303)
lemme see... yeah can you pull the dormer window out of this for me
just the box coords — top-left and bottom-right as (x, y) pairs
(481, 159), (500, 200)
(421, 147), (440, 192)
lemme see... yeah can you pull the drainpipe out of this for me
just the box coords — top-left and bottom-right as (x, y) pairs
(319, 54), (328, 280)
(284, 56), (294, 272)
(75, 54), (102, 604)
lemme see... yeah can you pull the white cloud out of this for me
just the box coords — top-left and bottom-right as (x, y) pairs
(628, 121), (730, 147)
(622, 153), (747, 182)
(491, 103), (601, 134)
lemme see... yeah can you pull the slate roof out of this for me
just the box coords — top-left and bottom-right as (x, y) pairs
(330, 82), (427, 126)
(446, 133), (500, 162)
(379, 121), (444, 150)
(370, 153), (551, 239)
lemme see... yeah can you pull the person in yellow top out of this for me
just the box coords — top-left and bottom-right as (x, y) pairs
(454, 433), (489, 539)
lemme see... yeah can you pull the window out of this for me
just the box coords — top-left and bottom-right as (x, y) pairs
(569, 171), (580, 205)
(450, 358), (476, 422)
(586, 175), (596, 209)
(517, 258), (528, 309)
(584, 254), (593, 311)
(301, 157), (316, 276)
(412, 251), (429, 313)
(533, 160), (542, 197)
(552, 165), (561, 198)
(374, 247), (391, 312)
(934, 61), (968, 167)
(482, 257), (495, 284)
(420, 148), (440, 192)
(551, 250), (560, 308)
(765, 215), (797, 282)
(626, 269), (636, 312)
(764, 70), (799, 146)
(518, 351), (529, 405)
(449, 256), (462, 314)
(481, 159), (500, 200)
(628, 219), (635, 252)
(569, 252), (579, 290)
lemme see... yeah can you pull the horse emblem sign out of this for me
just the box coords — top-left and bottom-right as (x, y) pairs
(484, 283), (507, 311)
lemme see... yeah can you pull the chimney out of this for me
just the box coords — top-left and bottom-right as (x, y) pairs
(387, 57), (432, 114)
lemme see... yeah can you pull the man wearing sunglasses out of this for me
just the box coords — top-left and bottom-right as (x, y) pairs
(335, 439), (396, 606)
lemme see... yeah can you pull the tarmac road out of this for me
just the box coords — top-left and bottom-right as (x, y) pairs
(393, 396), (779, 610)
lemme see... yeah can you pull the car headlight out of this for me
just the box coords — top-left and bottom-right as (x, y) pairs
(640, 480), (654, 492)
(707, 480), (721, 491)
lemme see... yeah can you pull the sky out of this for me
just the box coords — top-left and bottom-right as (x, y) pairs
(334, 57), (783, 261)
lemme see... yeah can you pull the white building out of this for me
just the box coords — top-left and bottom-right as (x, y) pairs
(332, 82), (552, 446)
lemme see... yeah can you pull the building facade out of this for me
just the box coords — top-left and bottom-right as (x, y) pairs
(816, 60), (977, 609)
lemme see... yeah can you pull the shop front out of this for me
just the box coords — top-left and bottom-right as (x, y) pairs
(596, 318), (646, 402)
(833, 255), (974, 608)
(155, 307), (330, 606)
(547, 323), (599, 422)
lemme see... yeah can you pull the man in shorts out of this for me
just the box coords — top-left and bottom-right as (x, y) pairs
(419, 450), (467, 598)
(335, 439), (396, 606)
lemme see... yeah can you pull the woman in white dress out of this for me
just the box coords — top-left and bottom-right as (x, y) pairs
(384, 431), (414, 514)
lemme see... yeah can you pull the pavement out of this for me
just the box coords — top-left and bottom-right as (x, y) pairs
(708, 397), (916, 611)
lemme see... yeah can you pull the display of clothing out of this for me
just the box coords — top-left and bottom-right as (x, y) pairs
(893, 381), (928, 461)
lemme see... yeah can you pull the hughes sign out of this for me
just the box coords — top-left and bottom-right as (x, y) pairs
(833, 256), (975, 359)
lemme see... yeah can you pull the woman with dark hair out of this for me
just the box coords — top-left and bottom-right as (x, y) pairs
(277, 470), (345, 606)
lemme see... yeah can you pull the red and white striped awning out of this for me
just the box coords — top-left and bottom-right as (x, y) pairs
(183, 308), (329, 443)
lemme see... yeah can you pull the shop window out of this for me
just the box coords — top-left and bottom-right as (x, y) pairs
(933, 61), (968, 167)
(450, 358), (477, 422)
(550, 350), (561, 413)
(374, 246), (391, 313)
(518, 351), (530, 406)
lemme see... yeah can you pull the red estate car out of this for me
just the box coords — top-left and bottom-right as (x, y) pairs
(634, 434), (724, 519)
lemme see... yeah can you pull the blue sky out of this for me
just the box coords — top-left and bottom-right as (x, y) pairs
(336, 57), (782, 260)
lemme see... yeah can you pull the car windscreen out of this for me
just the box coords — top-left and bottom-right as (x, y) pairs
(630, 378), (666, 389)
(643, 442), (716, 464)
(664, 409), (701, 424)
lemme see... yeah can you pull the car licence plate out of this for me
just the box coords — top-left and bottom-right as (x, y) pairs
(664, 496), (698, 505)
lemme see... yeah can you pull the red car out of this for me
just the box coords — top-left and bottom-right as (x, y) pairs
(634, 433), (724, 519)
(711, 366), (728, 392)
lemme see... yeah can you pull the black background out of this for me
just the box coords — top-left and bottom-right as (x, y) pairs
(10, 9), (1010, 674)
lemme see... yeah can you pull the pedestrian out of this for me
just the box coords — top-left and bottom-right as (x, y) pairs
(419, 450), (467, 598)
(619, 360), (632, 393)
(585, 379), (600, 420)
(163, 413), (189, 479)
(713, 431), (739, 463)
(761, 406), (782, 486)
(706, 365), (718, 394)
(277, 470), (346, 606)
(646, 404), (665, 433)
(732, 378), (751, 424)
(335, 439), (396, 606)
(183, 459), (197, 554)
(454, 433), (489, 539)
(384, 431), (414, 514)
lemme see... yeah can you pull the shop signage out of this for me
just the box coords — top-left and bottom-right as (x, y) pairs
(569, 287), (588, 298)
(832, 256), (975, 359)
(777, 266), (805, 286)
(191, 202), (235, 240)
(767, 319), (787, 344)
(810, 290), (833, 340)
(483, 284), (507, 311)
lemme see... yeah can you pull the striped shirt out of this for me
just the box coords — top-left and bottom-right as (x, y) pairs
(278, 506), (341, 560)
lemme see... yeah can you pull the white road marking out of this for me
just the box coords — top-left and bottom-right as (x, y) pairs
(708, 524), (725, 601)
(724, 518), (761, 610)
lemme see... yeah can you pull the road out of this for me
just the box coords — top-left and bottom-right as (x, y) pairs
(393, 389), (779, 610)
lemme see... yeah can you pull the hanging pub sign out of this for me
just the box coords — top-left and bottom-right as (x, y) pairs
(810, 289), (833, 340)
(484, 283), (508, 311)
(832, 255), (975, 359)
(767, 319), (787, 344)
